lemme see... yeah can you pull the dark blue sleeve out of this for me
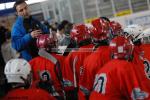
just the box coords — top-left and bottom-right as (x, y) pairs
(11, 25), (32, 52)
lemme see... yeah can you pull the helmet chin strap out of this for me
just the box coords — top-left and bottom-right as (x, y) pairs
(11, 73), (32, 89)
(20, 75), (31, 89)
(11, 82), (29, 89)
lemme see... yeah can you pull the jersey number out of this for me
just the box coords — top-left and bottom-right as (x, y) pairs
(93, 73), (107, 94)
(144, 60), (150, 79)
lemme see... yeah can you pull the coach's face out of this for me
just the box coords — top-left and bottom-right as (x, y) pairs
(16, 2), (30, 18)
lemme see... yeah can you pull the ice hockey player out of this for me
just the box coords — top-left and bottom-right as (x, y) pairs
(4, 58), (55, 100)
(62, 24), (94, 100)
(90, 36), (150, 100)
(78, 17), (112, 100)
(29, 34), (65, 99)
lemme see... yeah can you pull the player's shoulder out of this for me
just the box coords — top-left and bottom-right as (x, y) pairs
(96, 46), (110, 52)
(64, 51), (77, 63)
(27, 88), (48, 93)
(25, 88), (56, 100)
(29, 56), (57, 68)
(52, 53), (65, 60)
(77, 44), (94, 53)
(67, 49), (79, 58)
(83, 52), (97, 64)
(97, 59), (132, 74)
(29, 56), (43, 62)
(141, 44), (150, 56)
(4, 89), (27, 99)
(29, 56), (49, 64)
(7, 88), (25, 94)
(93, 46), (110, 57)
(141, 44), (150, 48)
(83, 49), (101, 66)
(84, 46), (110, 63)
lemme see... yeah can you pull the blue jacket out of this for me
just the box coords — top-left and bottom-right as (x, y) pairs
(11, 16), (49, 61)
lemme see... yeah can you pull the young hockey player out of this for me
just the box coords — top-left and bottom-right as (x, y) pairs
(4, 59), (55, 100)
(78, 18), (112, 100)
(30, 34), (65, 99)
(90, 35), (150, 100)
(62, 24), (94, 100)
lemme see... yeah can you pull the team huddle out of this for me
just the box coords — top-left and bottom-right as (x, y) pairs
(3, 17), (150, 100)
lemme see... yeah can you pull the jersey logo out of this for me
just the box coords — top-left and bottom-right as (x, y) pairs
(93, 73), (107, 94)
(143, 59), (150, 79)
(40, 70), (51, 81)
(80, 66), (84, 76)
(131, 88), (149, 100)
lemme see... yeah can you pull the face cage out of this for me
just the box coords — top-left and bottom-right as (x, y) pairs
(26, 72), (32, 86)
(141, 36), (150, 44)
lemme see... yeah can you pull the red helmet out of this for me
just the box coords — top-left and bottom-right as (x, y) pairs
(70, 24), (91, 44)
(110, 21), (122, 36)
(91, 18), (110, 41)
(85, 23), (97, 37)
(109, 36), (134, 60)
(36, 34), (56, 50)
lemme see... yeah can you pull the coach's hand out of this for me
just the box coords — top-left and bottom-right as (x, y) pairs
(31, 30), (42, 38)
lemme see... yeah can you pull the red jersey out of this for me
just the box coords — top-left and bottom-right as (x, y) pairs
(132, 44), (150, 64)
(141, 44), (150, 60)
(29, 54), (65, 95)
(62, 44), (94, 90)
(4, 88), (56, 100)
(90, 59), (150, 100)
(79, 46), (111, 99)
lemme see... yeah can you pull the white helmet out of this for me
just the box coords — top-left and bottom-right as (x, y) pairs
(85, 23), (95, 34)
(4, 59), (31, 84)
(137, 28), (150, 44)
(85, 23), (94, 29)
(123, 24), (144, 41)
(137, 28), (150, 40)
